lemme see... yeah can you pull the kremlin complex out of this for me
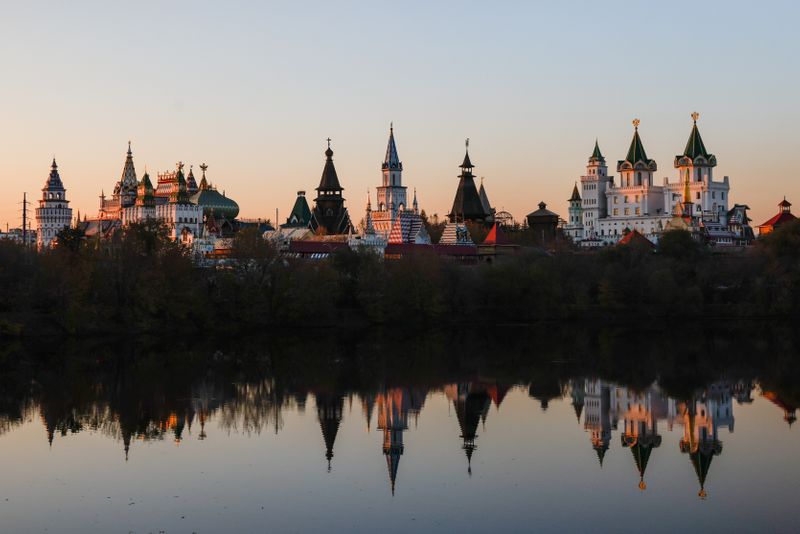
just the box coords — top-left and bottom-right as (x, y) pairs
(23, 114), (797, 256)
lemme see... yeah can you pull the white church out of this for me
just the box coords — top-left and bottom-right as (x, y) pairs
(565, 114), (751, 246)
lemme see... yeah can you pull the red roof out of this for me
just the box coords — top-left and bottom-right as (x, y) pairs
(758, 210), (796, 229)
(617, 229), (655, 248)
(483, 223), (510, 245)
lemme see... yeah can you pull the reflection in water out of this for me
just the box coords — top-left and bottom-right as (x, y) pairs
(0, 324), (799, 517)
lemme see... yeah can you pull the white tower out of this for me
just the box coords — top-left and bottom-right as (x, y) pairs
(579, 141), (611, 235)
(670, 112), (729, 220)
(377, 125), (406, 214)
(565, 183), (584, 240)
(36, 159), (73, 249)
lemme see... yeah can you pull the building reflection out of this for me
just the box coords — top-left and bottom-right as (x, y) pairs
(375, 387), (426, 494)
(7, 341), (797, 501)
(445, 383), (491, 476)
(572, 378), (744, 497)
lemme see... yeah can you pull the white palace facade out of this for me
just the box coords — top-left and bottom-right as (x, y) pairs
(565, 115), (747, 246)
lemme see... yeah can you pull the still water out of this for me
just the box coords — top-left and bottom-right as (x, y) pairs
(0, 325), (798, 533)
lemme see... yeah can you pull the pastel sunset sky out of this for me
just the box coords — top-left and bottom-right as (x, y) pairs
(1, 1), (797, 228)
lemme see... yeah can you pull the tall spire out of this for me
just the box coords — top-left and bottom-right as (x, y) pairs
(198, 163), (209, 190)
(461, 138), (473, 169)
(318, 139), (343, 192)
(383, 123), (402, 171)
(412, 188), (418, 214)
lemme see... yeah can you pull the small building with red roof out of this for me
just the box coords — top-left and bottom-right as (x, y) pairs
(757, 198), (796, 235)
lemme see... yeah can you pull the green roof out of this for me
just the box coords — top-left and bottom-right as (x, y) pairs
(569, 183), (581, 201)
(590, 139), (604, 161)
(284, 192), (312, 227)
(625, 128), (649, 164)
(683, 123), (711, 159)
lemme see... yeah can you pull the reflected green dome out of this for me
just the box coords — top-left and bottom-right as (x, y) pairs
(190, 186), (240, 220)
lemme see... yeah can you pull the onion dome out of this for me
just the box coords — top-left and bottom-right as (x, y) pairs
(189, 164), (239, 219)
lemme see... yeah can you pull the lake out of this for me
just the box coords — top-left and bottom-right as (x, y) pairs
(0, 323), (798, 532)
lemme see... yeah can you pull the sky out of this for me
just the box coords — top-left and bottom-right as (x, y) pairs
(1, 0), (798, 229)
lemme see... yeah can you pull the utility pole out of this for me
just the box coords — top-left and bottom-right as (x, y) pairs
(21, 192), (29, 246)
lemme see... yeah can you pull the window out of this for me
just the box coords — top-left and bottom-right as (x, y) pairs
(613, 208), (618, 216)
(637, 172), (642, 186)
(721, 192), (725, 199)
(624, 195), (629, 203)
(624, 208), (630, 215)
(614, 197), (618, 204)
(697, 168), (702, 182)
(635, 195), (639, 202)
(696, 192), (701, 200)
(712, 191), (716, 199)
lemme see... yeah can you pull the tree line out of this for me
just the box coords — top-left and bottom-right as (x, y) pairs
(0, 219), (798, 336)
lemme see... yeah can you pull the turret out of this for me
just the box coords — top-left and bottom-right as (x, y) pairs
(617, 119), (657, 188)
(310, 139), (352, 235)
(448, 139), (489, 223)
(35, 158), (72, 249)
(118, 141), (138, 208)
(376, 124), (407, 215)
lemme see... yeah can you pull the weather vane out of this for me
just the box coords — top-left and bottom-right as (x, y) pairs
(199, 163), (208, 173)
(632, 118), (640, 129)
(691, 111), (700, 123)
(466, 138), (470, 149)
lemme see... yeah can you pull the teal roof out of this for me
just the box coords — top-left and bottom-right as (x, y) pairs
(683, 123), (710, 159)
(590, 139), (604, 161)
(283, 192), (312, 227)
(569, 183), (581, 201)
(189, 187), (240, 219)
(625, 128), (649, 164)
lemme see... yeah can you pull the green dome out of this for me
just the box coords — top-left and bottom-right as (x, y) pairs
(190, 187), (240, 220)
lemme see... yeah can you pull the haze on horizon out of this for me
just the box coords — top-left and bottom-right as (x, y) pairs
(0, 0), (797, 229)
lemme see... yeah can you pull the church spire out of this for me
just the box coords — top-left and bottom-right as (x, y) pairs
(383, 123), (402, 171)
(461, 138), (474, 169)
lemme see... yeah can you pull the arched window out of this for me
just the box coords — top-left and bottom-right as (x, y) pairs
(636, 172), (642, 186)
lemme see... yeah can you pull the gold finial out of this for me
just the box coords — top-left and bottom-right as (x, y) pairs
(639, 479), (647, 491)
(199, 163), (208, 175)
(632, 118), (640, 129)
(691, 111), (700, 123)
